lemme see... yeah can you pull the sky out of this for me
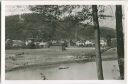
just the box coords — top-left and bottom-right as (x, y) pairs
(5, 5), (116, 29)
(5, 5), (31, 16)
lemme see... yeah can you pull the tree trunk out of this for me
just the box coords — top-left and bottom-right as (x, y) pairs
(92, 5), (104, 80)
(115, 5), (124, 79)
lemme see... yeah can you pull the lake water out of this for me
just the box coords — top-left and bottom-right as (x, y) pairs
(6, 60), (120, 80)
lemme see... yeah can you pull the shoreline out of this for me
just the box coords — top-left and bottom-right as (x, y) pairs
(6, 57), (118, 72)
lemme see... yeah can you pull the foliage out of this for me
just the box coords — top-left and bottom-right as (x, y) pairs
(6, 5), (116, 41)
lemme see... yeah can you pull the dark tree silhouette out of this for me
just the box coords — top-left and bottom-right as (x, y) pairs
(115, 5), (124, 79)
(92, 5), (104, 80)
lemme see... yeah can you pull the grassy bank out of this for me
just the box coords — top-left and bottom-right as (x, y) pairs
(6, 47), (117, 71)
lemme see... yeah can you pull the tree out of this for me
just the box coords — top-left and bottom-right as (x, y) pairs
(115, 5), (124, 79)
(92, 5), (104, 80)
(29, 5), (92, 40)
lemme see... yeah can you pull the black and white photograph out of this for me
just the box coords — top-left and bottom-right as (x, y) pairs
(5, 4), (125, 80)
